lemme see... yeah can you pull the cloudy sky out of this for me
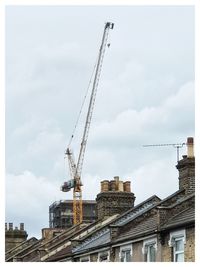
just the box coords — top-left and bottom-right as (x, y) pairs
(5, 5), (194, 238)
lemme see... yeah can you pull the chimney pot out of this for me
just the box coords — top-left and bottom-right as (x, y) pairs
(118, 181), (124, 191)
(114, 176), (119, 191)
(187, 137), (194, 158)
(9, 223), (13, 230)
(101, 180), (109, 192)
(20, 223), (24, 231)
(114, 176), (119, 181)
(123, 181), (131, 192)
(110, 180), (116, 191)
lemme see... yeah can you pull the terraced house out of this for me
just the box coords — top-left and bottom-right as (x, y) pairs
(5, 137), (195, 262)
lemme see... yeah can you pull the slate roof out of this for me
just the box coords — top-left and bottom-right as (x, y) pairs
(158, 189), (185, 206)
(72, 196), (160, 255)
(72, 214), (119, 242)
(40, 224), (92, 261)
(73, 229), (110, 254)
(113, 213), (158, 243)
(46, 245), (72, 262)
(70, 192), (195, 255)
(112, 195), (160, 226)
(43, 224), (85, 251)
(6, 238), (40, 261)
(5, 237), (38, 259)
(161, 206), (195, 230)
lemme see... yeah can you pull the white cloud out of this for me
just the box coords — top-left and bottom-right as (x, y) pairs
(130, 158), (179, 205)
(90, 81), (194, 149)
(27, 128), (63, 156)
(6, 171), (64, 238)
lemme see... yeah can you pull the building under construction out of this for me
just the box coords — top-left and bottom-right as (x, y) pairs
(49, 200), (97, 228)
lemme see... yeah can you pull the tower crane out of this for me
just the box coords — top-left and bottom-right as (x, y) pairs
(61, 22), (114, 225)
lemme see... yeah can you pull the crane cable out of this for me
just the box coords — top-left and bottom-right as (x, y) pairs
(67, 57), (98, 148)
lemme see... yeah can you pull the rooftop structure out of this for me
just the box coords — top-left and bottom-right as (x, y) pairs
(5, 223), (28, 252)
(49, 200), (97, 228)
(96, 176), (135, 220)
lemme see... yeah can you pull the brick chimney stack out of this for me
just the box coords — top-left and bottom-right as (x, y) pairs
(176, 137), (195, 195)
(96, 177), (135, 220)
(5, 223), (28, 252)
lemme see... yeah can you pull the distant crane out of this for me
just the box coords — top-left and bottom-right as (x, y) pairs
(143, 142), (186, 162)
(61, 22), (114, 225)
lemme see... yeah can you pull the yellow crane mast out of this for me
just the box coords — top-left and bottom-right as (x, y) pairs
(61, 22), (114, 225)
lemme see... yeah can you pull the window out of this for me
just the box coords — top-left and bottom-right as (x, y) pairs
(98, 251), (109, 262)
(146, 243), (156, 262)
(142, 238), (157, 262)
(120, 245), (132, 262)
(174, 238), (184, 262)
(168, 229), (185, 262)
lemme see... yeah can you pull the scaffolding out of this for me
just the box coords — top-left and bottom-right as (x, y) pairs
(49, 200), (97, 228)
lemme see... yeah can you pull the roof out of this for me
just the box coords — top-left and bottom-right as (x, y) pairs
(73, 229), (110, 254)
(72, 214), (119, 242)
(161, 206), (195, 230)
(111, 195), (160, 226)
(70, 192), (195, 254)
(46, 245), (72, 262)
(6, 237), (39, 261)
(113, 212), (158, 244)
(6, 237), (38, 256)
(158, 189), (185, 206)
(71, 196), (161, 255)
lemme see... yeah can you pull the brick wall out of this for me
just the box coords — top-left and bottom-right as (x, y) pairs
(161, 226), (195, 262)
(96, 191), (135, 220)
(90, 253), (98, 262)
(113, 239), (162, 262)
(185, 227), (195, 261)
(114, 247), (120, 262)
(161, 233), (172, 261)
(132, 241), (143, 261)
(176, 157), (195, 195)
(5, 228), (28, 252)
(113, 243), (138, 262)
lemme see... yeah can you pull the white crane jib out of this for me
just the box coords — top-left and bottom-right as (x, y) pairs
(61, 22), (114, 224)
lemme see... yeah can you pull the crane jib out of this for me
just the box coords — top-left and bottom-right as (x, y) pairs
(61, 22), (114, 224)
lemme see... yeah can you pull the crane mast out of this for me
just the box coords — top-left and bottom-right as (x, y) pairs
(61, 22), (114, 225)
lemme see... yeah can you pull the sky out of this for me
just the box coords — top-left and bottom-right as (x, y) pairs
(5, 5), (195, 239)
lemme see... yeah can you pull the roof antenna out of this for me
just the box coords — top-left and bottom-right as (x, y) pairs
(143, 142), (186, 162)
